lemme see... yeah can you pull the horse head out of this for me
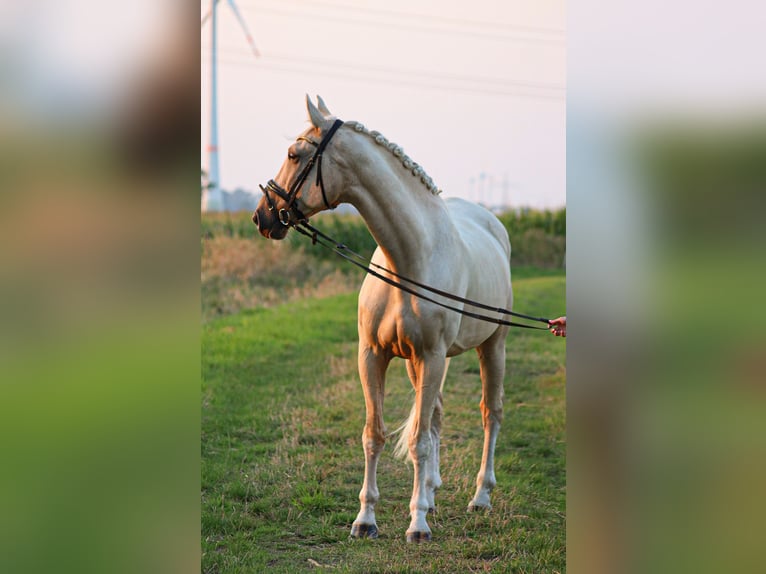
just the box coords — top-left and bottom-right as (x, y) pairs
(253, 95), (344, 239)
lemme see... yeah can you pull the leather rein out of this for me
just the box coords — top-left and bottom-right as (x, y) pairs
(260, 118), (553, 331)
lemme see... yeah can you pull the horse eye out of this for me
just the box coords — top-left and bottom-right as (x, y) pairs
(288, 152), (298, 161)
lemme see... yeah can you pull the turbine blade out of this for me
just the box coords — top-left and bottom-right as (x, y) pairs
(226, 0), (261, 57)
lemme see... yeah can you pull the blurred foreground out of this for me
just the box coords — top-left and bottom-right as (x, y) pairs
(568, 2), (766, 572)
(0, 2), (199, 573)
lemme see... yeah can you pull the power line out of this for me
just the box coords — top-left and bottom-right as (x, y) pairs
(247, 0), (565, 37)
(206, 46), (564, 93)
(238, 1), (566, 45)
(312, 0), (565, 36)
(202, 2), (565, 100)
(210, 55), (565, 101)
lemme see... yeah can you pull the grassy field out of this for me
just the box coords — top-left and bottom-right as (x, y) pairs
(202, 272), (565, 573)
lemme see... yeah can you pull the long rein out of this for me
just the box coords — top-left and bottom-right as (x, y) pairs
(292, 220), (552, 331)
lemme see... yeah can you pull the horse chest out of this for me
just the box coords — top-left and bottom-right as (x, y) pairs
(358, 296), (451, 359)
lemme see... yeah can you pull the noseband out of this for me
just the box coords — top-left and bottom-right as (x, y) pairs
(259, 119), (344, 226)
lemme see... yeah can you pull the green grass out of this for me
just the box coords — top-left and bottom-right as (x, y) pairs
(202, 272), (565, 573)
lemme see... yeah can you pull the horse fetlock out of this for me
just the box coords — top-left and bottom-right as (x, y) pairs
(476, 471), (497, 492)
(359, 490), (379, 506)
(425, 485), (437, 510)
(469, 483), (495, 510)
(425, 477), (441, 499)
(409, 488), (434, 521)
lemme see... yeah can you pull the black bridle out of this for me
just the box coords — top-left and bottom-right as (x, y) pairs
(259, 119), (344, 226)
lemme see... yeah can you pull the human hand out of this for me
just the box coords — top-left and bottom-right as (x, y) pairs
(548, 316), (566, 337)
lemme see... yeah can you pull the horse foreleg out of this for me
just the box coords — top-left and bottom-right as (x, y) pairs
(406, 352), (447, 542)
(350, 346), (389, 539)
(469, 331), (507, 511)
(406, 358), (449, 514)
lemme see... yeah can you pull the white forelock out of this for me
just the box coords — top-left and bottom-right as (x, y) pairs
(344, 121), (442, 196)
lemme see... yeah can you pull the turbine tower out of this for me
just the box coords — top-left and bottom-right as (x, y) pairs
(202, 0), (260, 212)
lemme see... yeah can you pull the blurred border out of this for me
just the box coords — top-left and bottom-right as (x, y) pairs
(3, 1), (765, 572)
(568, 2), (766, 573)
(0, 2), (200, 573)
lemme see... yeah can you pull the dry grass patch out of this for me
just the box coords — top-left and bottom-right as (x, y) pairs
(202, 236), (362, 321)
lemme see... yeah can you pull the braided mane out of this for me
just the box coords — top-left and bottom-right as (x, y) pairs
(344, 120), (442, 196)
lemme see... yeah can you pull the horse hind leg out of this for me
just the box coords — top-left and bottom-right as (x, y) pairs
(468, 329), (507, 512)
(350, 346), (390, 539)
(425, 358), (448, 513)
(428, 390), (444, 514)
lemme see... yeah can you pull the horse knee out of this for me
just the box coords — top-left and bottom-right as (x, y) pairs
(480, 401), (504, 426)
(362, 428), (386, 456)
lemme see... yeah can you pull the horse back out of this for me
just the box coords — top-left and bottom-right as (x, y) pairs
(445, 197), (511, 280)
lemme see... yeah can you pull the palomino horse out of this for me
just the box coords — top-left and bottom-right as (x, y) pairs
(253, 96), (513, 542)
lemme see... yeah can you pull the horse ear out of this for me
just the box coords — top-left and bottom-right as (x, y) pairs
(316, 95), (332, 117)
(306, 94), (331, 130)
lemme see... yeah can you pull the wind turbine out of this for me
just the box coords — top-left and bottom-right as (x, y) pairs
(202, 0), (260, 212)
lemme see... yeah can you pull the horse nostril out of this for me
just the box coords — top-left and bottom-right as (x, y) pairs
(252, 211), (259, 227)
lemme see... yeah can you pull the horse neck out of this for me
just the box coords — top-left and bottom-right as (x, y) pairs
(341, 144), (450, 279)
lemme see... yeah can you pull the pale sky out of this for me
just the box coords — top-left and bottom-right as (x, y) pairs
(201, 0), (566, 209)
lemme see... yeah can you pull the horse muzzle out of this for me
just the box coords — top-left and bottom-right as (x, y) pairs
(252, 206), (290, 240)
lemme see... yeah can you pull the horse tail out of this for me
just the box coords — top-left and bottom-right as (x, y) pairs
(392, 402), (417, 460)
(392, 358), (450, 460)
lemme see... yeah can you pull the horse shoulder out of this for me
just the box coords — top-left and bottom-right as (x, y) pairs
(357, 250), (455, 357)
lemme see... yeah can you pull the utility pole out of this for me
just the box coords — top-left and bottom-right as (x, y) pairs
(202, 0), (260, 212)
(204, 0), (223, 211)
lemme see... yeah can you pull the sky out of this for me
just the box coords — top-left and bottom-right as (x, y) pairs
(200, 0), (566, 209)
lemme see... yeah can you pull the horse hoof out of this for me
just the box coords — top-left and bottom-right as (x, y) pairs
(350, 523), (378, 539)
(406, 530), (432, 543)
(467, 504), (490, 513)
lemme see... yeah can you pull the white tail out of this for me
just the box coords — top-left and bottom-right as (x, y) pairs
(392, 401), (418, 460)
